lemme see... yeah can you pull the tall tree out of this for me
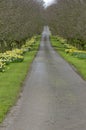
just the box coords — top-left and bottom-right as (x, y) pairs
(46, 0), (86, 40)
(0, 0), (44, 50)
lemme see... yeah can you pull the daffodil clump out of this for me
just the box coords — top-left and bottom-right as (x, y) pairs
(21, 36), (36, 53)
(0, 36), (36, 72)
(65, 45), (77, 54)
(5, 50), (24, 62)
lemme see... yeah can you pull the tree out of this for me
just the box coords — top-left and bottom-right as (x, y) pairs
(0, 0), (44, 51)
(46, 0), (86, 49)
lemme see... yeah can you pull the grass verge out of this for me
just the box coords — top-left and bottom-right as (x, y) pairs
(0, 38), (40, 123)
(51, 36), (86, 80)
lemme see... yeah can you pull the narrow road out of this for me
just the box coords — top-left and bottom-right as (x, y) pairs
(1, 26), (86, 130)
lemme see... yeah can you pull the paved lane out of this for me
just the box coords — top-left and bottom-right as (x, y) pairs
(1, 26), (86, 130)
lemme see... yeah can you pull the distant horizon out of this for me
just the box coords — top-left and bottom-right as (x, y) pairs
(43, 0), (56, 7)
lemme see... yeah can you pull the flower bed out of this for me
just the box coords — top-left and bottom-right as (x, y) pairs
(0, 36), (36, 72)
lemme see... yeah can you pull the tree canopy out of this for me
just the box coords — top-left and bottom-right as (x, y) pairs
(0, 0), (44, 50)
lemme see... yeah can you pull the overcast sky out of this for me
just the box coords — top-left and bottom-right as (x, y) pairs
(43, 0), (55, 7)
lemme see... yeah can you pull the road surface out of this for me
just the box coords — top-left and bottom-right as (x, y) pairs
(0, 26), (86, 130)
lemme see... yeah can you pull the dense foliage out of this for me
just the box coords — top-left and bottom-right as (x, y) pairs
(46, 0), (86, 50)
(0, 0), (44, 51)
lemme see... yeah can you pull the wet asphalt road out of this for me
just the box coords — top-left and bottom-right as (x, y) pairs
(1, 26), (86, 130)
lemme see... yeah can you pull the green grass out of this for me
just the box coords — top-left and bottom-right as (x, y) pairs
(51, 36), (86, 80)
(0, 39), (40, 123)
